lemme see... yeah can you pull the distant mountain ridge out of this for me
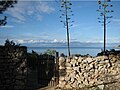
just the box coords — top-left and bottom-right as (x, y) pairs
(21, 41), (120, 48)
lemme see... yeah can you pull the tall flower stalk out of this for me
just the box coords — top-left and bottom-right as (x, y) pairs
(97, 0), (113, 53)
(60, 0), (74, 56)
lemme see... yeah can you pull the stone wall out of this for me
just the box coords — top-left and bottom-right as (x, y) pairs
(58, 55), (120, 90)
(0, 46), (27, 90)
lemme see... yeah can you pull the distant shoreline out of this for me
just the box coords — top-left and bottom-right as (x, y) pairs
(27, 46), (119, 56)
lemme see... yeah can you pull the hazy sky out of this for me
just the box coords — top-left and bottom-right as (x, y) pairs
(0, 1), (120, 45)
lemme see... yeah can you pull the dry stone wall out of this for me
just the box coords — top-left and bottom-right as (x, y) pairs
(0, 46), (27, 90)
(58, 55), (120, 89)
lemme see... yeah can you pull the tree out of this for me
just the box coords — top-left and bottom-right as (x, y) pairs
(44, 49), (57, 56)
(4, 39), (15, 46)
(0, 0), (17, 26)
(59, 0), (74, 56)
(97, 0), (113, 53)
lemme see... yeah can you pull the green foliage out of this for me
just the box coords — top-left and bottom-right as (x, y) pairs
(4, 39), (15, 46)
(0, 0), (17, 26)
(4, 39), (20, 47)
(44, 49), (57, 56)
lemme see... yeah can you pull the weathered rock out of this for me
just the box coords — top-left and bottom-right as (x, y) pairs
(86, 57), (93, 63)
(59, 69), (66, 76)
(58, 56), (120, 89)
(70, 77), (75, 83)
(70, 59), (76, 67)
(65, 62), (71, 67)
(82, 59), (88, 63)
(89, 79), (95, 85)
(66, 57), (71, 63)
(64, 76), (70, 81)
(78, 57), (83, 63)
(73, 66), (79, 72)
(74, 56), (79, 60)
(59, 66), (65, 69)
(79, 83), (85, 88)
(65, 84), (72, 89)
(66, 68), (72, 73)
(72, 80), (78, 88)
(77, 77), (82, 84)
(84, 79), (89, 85)
(59, 76), (65, 81)
(98, 85), (104, 90)
(59, 57), (65, 66)
(59, 81), (66, 88)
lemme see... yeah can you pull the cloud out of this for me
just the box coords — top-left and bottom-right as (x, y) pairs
(36, 1), (55, 14)
(36, 14), (43, 21)
(5, 1), (55, 23)
(107, 38), (120, 43)
(0, 25), (14, 28)
(13, 38), (66, 44)
(112, 18), (120, 25)
(85, 37), (120, 43)
(16, 39), (25, 43)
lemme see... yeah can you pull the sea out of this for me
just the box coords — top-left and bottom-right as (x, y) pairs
(27, 42), (120, 56)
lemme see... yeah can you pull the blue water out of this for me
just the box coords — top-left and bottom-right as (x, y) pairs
(27, 46), (116, 56)
(26, 42), (120, 56)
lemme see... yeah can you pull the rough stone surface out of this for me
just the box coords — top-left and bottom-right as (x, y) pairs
(58, 55), (120, 89)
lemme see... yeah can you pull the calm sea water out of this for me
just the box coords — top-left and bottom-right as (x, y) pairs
(26, 43), (120, 56)
(27, 46), (116, 56)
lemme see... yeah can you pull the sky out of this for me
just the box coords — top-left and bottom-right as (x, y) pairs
(0, 0), (120, 45)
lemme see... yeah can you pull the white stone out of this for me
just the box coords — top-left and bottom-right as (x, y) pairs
(74, 56), (79, 60)
(107, 63), (111, 68)
(105, 60), (109, 63)
(98, 85), (104, 90)
(98, 66), (103, 70)
(69, 72), (75, 78)
(71, 77), (75, 83)
(59, 66), (65, 69)
(72, 80), (78, 88)
(86, 57), (93, 63)
(65, 63), (71, 67)
(73, 67), (79, 72)
(84, 73), (88, 78)
(65, 84), (72, 89)
(89, 80), (95, 85)
(65, 76), (70, 81)
(70, 59), (76, 67)
(90, 64), (93, 68)
(82, 59), (88, 63)
(76, 74), (79, 78)
(59, 76), (65, 81)
(99, 60), (105, 64)
(59, 81), (66, 88)
(59, 57), (65, 63)
(79, 84), (85, 88)
(66, 69), (72, 73)
(78, 57), (83, 63)
(77, 78), (82, 84)
(66, 58), (71, 63)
